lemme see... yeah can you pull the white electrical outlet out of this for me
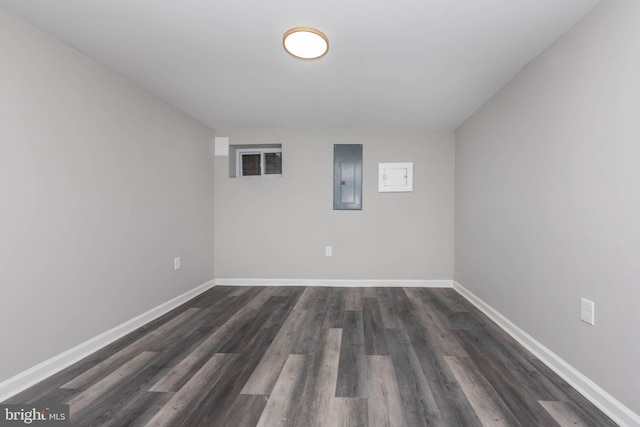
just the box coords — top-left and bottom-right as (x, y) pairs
(174, 257), (181, 270)
(325, 246), (332, 257)
(580, 298), (595, 325)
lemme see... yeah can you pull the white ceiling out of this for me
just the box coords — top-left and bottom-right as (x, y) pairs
(0, 0), (599, 130)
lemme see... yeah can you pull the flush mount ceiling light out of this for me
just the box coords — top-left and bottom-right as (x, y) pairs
(283, 27), (329, 60)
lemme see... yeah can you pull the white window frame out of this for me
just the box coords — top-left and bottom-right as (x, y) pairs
(236, 148), (282, 177)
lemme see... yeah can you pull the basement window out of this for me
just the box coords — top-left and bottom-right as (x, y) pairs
(230, 144), (282, 177)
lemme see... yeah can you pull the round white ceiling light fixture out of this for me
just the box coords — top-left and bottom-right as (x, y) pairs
(283, 27), (329, 60)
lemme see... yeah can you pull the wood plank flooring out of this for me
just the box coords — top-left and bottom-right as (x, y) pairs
(3, 286), (617, 426)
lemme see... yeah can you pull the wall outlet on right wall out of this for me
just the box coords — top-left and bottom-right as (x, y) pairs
(580, 298), (595, 325)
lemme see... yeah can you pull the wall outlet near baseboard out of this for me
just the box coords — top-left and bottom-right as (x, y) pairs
(580, 298), (595, 325)
(325, 246), (332, 257)
(174, 257), (181, 270)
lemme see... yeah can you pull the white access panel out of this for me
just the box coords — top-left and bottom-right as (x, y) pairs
(214, 137), (229, 156)
(378, 162), (413, 192)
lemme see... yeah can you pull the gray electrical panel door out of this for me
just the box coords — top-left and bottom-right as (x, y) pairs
(333, 144), (363, 210)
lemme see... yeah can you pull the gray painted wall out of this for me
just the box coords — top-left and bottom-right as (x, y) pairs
(0, 8), (215, 383)
(455, 0), (640, 415)
(214, 129), (454, 280)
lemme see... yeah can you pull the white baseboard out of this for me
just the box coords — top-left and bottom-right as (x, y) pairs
(453, 281), (640, 427)
(0, 279), (215, 402)
(215, 278), (453, 288)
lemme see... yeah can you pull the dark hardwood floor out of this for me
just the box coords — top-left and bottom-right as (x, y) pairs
(4, 286), (617, 426)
